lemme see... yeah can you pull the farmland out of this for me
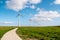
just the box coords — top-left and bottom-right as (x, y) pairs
(17, 26), (60, 40)
(0, 26), (15, 39)
(0, 26), (60, 40)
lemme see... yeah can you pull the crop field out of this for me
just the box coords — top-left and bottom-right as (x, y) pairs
(0, 26), (15, 39)
(17, 26), (60, 40)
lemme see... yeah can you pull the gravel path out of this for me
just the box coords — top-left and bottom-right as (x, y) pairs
(1, 28), (22, 40)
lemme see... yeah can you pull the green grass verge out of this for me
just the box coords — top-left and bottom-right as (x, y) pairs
(0, 26), (15, 39)
(17, 26), (60, 40)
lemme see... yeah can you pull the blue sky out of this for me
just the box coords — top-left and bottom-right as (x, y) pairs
(0, 0), (60, 26)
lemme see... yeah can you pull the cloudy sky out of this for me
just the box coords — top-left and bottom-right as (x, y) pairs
(0, 0), (60, 26)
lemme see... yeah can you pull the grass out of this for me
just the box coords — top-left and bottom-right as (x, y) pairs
(0, 26), (60, 40)
(0, 26), (15, 39)
(16, 26), (60, 40)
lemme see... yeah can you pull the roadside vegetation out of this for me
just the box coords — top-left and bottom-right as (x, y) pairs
(17, 26), (60, 40)
(0, 26), (15, 39)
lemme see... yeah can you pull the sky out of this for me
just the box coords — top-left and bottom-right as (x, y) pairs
(0, 0), (60, 26)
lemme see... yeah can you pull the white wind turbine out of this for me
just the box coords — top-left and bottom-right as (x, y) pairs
(16, 13), (22, 27)
(28, 14), (33, 26)
(29, 19), (32, 26)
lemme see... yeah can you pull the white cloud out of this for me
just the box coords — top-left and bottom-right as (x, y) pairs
(30, 5), (35, 9)
(54, 0), (60, 4)
(5, 0), (41, 11)
(31, 10), (60, 22)
(29, 0), (41, 4)
(6, 0), (28, 11)
(0, 22), (13, 24)
(4, 22), (13, 24)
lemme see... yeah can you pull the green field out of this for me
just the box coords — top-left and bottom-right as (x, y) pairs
(0, 26), (15, 39)
(17, 26), (60, 40)
(0, 26), (60, 40)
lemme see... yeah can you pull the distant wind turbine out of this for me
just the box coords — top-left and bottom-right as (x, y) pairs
(16, 13), (22, 27)
(29, 19), (32, 26)
(28, 14), (33, 26)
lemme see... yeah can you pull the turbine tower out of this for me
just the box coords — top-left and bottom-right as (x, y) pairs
(16, 13), (22, 27)
(29, 19), (32, 26)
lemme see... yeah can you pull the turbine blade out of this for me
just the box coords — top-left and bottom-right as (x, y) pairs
(16, 14), (23, 17)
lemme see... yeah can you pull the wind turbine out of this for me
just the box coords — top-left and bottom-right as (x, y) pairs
(28, 14), (34, 26)
(29, 19), (32, 26)
(16, 13), (22, 27)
